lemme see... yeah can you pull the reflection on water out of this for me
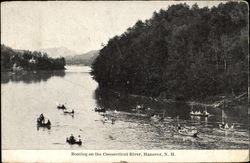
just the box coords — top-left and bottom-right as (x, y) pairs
(95, 87), (248, 125)
(1, 70), (65, 84)
(95, 87), (190, 119)
(1, 66), (249, 150)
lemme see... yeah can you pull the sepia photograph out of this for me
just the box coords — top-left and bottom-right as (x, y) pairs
(1, 0), (249, 162)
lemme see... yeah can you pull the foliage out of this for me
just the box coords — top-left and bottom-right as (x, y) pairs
(91, 2), (248, 100)
(1, 44), (66, 71)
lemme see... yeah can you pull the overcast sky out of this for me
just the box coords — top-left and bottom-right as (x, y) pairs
(1, 1), (224, 53)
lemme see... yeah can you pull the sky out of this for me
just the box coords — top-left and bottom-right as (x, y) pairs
(1, 1), (224, 53)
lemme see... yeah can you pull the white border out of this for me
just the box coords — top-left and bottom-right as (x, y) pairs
(2, 150), (249, 162)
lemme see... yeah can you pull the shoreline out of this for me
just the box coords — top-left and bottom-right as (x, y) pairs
(102, 87), (248, 110)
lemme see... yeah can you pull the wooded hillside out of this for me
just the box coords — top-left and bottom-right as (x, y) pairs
(91, 2), (248, 100)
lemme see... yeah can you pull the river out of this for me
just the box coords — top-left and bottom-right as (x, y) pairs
(1, 66), (249, 149)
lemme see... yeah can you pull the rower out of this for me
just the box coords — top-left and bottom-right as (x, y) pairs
(40, 113), (45, 122)
(69, 134), (76, 142)
(47, 119), (51, 125)
(231, 123), (235, 129)
(221, 122), (225, 128)
(224, 123), (229, 129)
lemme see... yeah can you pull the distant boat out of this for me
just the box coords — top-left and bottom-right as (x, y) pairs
(95, 107), (106, 113)
(190, 105), (210, 117)
(218, 108), (235, 131)
(63, 109), (74, 114)
(37, 118), (51, 129)
(57, 104), (66, 109)
(177, 127), (198, 137)
(175, 116), (198, 137)
(102, 117), (115, 124)
(66, 137), (82, 145)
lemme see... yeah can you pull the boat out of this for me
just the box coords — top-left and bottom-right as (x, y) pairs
(219, 107), (235, 131)
(177, 127), (198, 137)
(63, 109), (74, 114)
(190, 105), (209, 117)
(219, 123), (234, 131)
(150, 114), (163, 121)
(66, 138), (82, 145)
(175, 116), (198, 137)
(190, 111), (209, 117)
(102, 117), (115, 124)
(95, 107), (106, 113)
(37, 118), (51, 129)
(57, 105), (66, 109)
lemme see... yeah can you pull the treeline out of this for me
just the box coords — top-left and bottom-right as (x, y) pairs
(91, 2), (248, 100)
(1, 44), (66, 71)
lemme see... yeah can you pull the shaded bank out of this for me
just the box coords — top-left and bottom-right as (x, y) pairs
(94, 87), (248, 125)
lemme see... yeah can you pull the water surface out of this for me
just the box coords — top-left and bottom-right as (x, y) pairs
(1, 66), (249, 149)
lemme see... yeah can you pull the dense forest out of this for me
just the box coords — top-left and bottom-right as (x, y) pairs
(91, 2), (248, 100)
(1, 44), (66, 71)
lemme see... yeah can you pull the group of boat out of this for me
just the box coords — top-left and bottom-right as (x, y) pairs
(36, 103), (81, 145)
(190, 110), (209, 117)
(57, 104), (75, 115)
(94, 107), (116, 124)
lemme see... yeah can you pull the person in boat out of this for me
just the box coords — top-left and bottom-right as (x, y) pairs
(62, 104), (65, 109)
(220, 122), (225, 128)
(230, 123), (235, 129)
(47, 119), (51, 125)
(203, 110), (208, 115)
(39, 114), (45, 123)
(69, 134), (76, 142)
(197, 111), (201, 115)
(78, 135), (81, 142)
(190, 110), (195, 114)
(177, 124), (182, 130)
(72, 109), (74, 114)
(224, 123), (229, 129)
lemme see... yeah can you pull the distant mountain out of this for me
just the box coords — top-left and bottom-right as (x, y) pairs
(65, 50), (99, 66)
(39, 47), (77, 58)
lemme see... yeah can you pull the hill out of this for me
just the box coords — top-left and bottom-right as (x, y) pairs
(65, 50), (99, 66)
(91, 2), (248, 100)
(39, 47), (77, 58)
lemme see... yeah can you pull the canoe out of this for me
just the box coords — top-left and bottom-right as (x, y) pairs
(175, 127), (198, 137)
(66, 139), (82, 145)
(102, 117), (115, 124)
(63, 110), (74, 114)
(190, 112), (209, 117)
(37, 120), (51, 129)
(95, 108), (106, 113)
(219, 124), (234, 131)
(57, 106), (66, 109)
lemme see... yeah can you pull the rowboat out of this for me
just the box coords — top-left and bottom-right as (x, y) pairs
(177, 127), (198, 137)
(66, 138), (82, 145)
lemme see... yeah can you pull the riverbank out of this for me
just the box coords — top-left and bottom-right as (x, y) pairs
(100, 87), (248, 111)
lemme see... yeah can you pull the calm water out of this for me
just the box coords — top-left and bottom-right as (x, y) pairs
(1, 66), (249, 149)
